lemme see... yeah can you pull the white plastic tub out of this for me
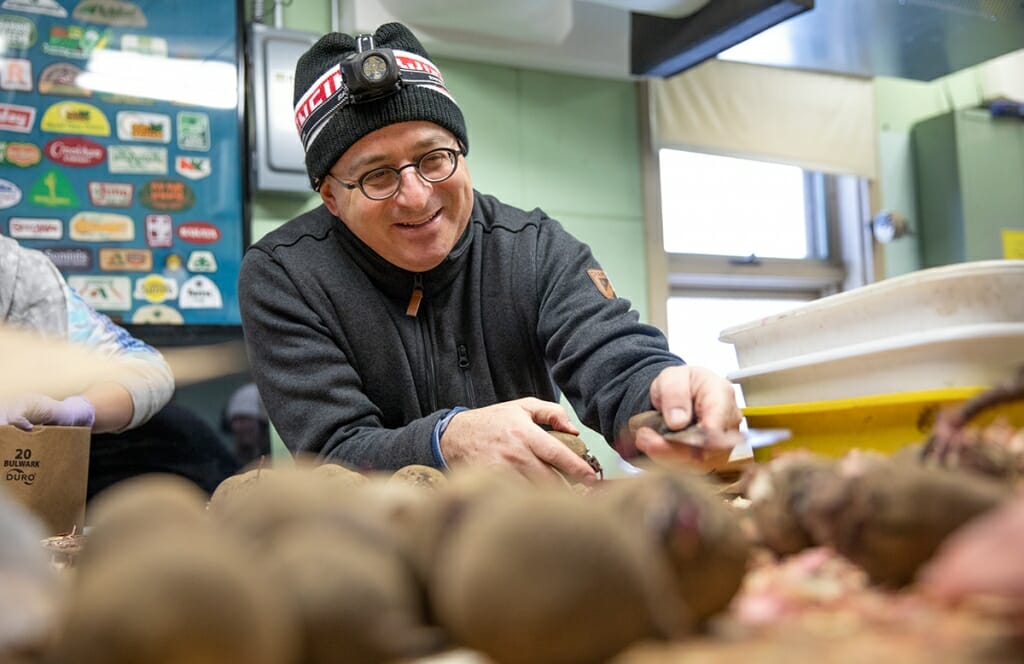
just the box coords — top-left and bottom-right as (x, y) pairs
(727, 322), (1024, 407)
(720, 260), (1024, 369)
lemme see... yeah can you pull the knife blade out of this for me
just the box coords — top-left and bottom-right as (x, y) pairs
(615, 425), (791, 476)
(613, 410), (791, 468)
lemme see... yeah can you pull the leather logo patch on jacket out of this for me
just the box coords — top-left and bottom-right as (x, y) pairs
(587, 269), (616, 299)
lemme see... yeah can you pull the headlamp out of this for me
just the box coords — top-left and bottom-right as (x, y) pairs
(340, 42), (402, 103)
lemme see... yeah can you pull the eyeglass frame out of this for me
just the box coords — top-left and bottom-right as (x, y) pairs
(324, 146), (464, 201)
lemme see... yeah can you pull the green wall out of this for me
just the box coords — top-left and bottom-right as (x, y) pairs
(251, 5), (647, 470)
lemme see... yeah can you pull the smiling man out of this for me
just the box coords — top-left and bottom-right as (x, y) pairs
(238, 22), (741, 484)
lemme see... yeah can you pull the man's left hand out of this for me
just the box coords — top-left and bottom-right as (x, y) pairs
(633, 365), (741, 468)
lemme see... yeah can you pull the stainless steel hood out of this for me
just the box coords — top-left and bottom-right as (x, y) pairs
(344, 0), (1024, 81)
(716, 0), (1024, 81)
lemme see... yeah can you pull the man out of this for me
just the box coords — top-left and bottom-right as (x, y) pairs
(239, 22), (741, 484)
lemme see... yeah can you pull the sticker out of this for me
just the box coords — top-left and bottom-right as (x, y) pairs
(99, 247), (151, 271)
(1003, 229), (1024, 259)
(0, 141), (40, 166)
(120, 33), (165, 57)
(87, 181), (133, 207)
(0, 179), (21, 209)
(41, 246), (92, 270)
(0, 57), (31, 91)
(116, 111), (170, 143)
(176, 111), (209, 151)
(178, 275), (222, 309)
(29, 170), (78, 207)
(42, 24), (110, 59)
(38, 62), (90, 96)
(0, 14), (36, 50)
(186, 250), (217, 273)
(175, 155), (211, 180)
(69, 275), (131, 311)
(2, 0), (67, 17)
(134, 274), (177, 303)
(162, 253), (186, 281)
(144, 213), (172, 247)
(131, 303), (183, 324)
(0, 103), (35, 132)
(40, 101), (110, 136)
(139, 179), (194, 211)
(176, 221), (219, 244)
(72, 0), (146, 27)
(69, 211), (134, 241)
(587, 268), (616, 299)
(45, 136), (105, 166)
(108, 144), (165, 174)
(8, 217), (61, 239)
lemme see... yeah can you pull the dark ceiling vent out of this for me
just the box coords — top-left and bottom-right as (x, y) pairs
(630, 0), (814, 77)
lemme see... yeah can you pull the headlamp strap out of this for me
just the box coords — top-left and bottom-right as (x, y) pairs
(355, 34), (374, 52)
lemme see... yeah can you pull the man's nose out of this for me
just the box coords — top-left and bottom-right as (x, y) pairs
(393, 165), (431, 204)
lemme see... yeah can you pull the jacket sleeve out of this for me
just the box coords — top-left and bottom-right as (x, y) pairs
(2, 239), (173, 432)
(531, 215), (685, 446)
(238, 245), (441, 470)
(63, 285), (174, 431)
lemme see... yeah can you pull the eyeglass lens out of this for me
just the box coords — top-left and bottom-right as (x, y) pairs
(360, 148), (459, 199)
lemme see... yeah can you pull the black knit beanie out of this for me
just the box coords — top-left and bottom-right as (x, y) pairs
(293, 22), (469, 190)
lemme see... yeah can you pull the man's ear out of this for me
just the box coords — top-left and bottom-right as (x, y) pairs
(319, 181), (341, 217)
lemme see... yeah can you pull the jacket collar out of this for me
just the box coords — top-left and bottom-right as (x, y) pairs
(330, 195), (476, 301)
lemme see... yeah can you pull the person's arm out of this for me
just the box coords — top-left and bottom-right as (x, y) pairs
(531, 217), (740, 458)
(238, 244), (441, 470)
(61, 284), (173, 432)
(80, 381), (136, 433)
(0, 239), (173, 433)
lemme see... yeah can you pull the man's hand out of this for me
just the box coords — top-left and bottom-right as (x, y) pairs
(440, 397), (598, 486)
(0, 394), (96, 431)
(634, 365), (742, 468)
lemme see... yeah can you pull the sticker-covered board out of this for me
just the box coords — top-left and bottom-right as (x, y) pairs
(0, 0), (245, 326)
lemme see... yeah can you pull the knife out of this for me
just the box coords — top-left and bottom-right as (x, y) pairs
(614, 410), (791, 475)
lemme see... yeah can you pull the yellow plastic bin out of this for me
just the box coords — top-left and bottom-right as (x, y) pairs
(743, 387), (1024, 462)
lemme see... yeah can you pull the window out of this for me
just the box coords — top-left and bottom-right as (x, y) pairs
(660, 150), (812, 259)
(656, 148), (872, 385)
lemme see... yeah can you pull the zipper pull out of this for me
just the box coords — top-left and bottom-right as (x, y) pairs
(457, 344), (470, 369)
(406, 275), (424, 317)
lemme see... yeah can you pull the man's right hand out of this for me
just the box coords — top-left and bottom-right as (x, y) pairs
(439, 397), (598, 486)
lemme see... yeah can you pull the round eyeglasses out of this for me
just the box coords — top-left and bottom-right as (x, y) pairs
(326, 147), (463, 201)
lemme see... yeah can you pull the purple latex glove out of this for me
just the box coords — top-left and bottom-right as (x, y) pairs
(0, 395), (96, 431)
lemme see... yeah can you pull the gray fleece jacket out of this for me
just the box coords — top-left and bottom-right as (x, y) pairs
(238, 191), (683, 471)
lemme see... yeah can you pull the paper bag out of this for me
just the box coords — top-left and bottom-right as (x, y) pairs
(0, 425), (90, 535)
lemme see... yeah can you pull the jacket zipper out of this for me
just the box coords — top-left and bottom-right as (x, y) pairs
(457, 343), (476, 407)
